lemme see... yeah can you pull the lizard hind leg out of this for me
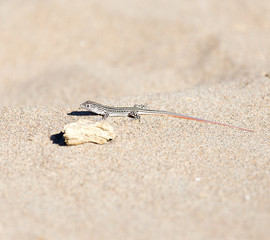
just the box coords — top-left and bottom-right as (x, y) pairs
(128, 111), (141, 121)
(134, 104), (147, 109)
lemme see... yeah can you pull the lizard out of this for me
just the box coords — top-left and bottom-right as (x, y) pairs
(80, 100), (253, 132)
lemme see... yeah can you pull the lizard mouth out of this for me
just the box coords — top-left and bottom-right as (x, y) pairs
(80, 104), (87, 110)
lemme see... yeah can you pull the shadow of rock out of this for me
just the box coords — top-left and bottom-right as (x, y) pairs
(50, 132), (66, 146)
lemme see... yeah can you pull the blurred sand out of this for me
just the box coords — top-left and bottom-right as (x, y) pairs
(0, 0), (270, 239)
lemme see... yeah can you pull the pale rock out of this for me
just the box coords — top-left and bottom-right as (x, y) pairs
(64, 119), (116, 145)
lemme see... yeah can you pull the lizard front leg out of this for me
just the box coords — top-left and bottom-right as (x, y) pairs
(102, 112), (110, 120)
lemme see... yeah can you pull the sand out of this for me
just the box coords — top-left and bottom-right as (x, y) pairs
(0, 0), (270, 239)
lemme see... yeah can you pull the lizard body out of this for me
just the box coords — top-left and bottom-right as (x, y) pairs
(80, 101), (253, 132)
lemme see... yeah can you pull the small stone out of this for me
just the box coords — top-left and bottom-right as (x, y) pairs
(63, 119), (116, 145)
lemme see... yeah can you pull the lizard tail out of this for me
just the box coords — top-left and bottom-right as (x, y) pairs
(158, 113), (253, 132)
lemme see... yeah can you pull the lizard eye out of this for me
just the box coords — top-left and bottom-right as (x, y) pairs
(86, 104), (90, 108)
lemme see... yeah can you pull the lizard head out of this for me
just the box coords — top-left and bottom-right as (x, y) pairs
(80, 101), (98, 109)
(80, 101), (107, 114)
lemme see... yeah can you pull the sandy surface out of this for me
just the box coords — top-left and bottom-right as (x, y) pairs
(0, 0), (270, 239)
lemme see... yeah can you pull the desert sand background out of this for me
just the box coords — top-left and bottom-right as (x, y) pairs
(0, 0), (270, 239)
